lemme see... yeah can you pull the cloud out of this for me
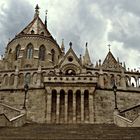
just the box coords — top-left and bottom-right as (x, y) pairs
(0, 0), (139, 69)
(0, 0), (33, 53)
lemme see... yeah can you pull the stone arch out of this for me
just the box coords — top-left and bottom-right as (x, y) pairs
(51, 49), (55, 62)
(18, 73), (24, 86)
(138, 77), (140, 87)
(15, 44), (21, 60)
(116, 75), (121, 86)
(103, 73), (109, 88)
(32, 72), (38, 85)
(3, 74), (8, 86)
(130, 76), (137, 87)
(39, 45), (46, 61)
(51, 89), (57, 123)
(25, 73), (31, 84)
(26, 43), (34, 59)
(62, 64), (81, 75)
(110, 74), (115, 87)
(125, 75), (131, 87)
(86, 71), (92, 75)
(9, 74), (15, 86)
(95, 72), (99, 77)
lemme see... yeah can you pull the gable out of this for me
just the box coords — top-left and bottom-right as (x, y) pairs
(102, 51), (122, 70)
(59, 47), (82, 73)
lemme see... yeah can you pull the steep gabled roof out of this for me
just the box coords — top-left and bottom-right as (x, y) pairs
(17, 16), (51, 37)
(16, 5), (55, 41)
(102, 51), (122, 70)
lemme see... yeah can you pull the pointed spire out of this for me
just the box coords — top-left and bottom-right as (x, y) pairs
(83, 42), (92, 66)
(34, 4), (40, 18)
(61, 39), (65, 53)
(45, 10), (48, 27)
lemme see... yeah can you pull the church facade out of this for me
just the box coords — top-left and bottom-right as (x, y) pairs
(0, 5), (140, 124)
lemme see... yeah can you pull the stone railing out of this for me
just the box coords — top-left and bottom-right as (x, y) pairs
(114, 104), (140, 127)
(0, 103), (26, 127)
(44, 76), (98, 84)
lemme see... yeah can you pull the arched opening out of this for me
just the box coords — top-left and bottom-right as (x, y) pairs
(24, 73), (31, 84)
(76, 90), (81, 122)
(32, 73), (38, 85)
(3, 74), (8, 86)
(125, 76), (130, 87)
(138, 77), (140, 87)
(65, 69), (76, 76)
(15, 45), (21, 60)
(26, 44), (33, 59)
(39, 45), (46, 61)
(51, 89), (57, 123)
(9, 74), (14, 86)
(68, 90), (73, 123)
(110, 74), (115, 87)
(116, 75), (121, 86)
(84, 90), (89, 122)
(18, 73), (24, 86)
(31, 30), (34, 34)
(51, 49), (55, 62)
(131, 77), (137, 87)
(103, 74), (108, 88)
(60, 89), (65, 123)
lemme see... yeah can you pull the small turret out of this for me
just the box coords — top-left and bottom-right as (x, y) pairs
(83, 42), (92, 66)
(61, 39), (65, 53)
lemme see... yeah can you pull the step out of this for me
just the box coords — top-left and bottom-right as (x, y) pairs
(0, 124), (140, 140)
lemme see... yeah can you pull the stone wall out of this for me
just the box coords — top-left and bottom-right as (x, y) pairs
(0, 88), (140, 124)
(94, 89), (140, 123)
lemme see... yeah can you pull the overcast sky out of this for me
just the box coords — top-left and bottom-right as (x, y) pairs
(0, 0), (139, 69)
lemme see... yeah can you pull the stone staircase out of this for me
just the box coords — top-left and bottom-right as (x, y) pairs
(0, 124), (140, 140)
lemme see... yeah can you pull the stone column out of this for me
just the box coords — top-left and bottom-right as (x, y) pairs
(81, 92), (84, 123)
(46, 93), (52, 123)
(73, 93), (76, 123)
(37, 66), (42, 87)
(14, 67), (19, 88)
(56, 94), (60, 123)
(89, 93), (94, 123)
(65, 93), (68, 123)
(99, 69), (104, 88)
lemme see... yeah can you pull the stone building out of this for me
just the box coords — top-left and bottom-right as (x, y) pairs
(0, 5), (140, 125)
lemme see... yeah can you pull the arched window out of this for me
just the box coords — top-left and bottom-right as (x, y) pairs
(15, 45), (21, 60)
(26, 44), (33, 59)
(51, 49), (55, 62)
(39, 45), (46, 61)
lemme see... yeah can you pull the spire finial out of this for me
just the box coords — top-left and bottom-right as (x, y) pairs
(86, 42), (88, 47)
(69, 42), (72, 48)
(34, 4), (40, 18)
(45, 9), (48, 27)
(108, 44), (111, 52)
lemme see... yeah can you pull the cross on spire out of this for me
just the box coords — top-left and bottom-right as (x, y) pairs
(108, 44), (111, 52)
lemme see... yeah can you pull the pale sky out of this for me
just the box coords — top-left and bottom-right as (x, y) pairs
(0, 0), (139, 70)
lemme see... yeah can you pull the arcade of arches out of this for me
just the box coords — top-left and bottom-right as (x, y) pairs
(45, 89), (94, 123)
